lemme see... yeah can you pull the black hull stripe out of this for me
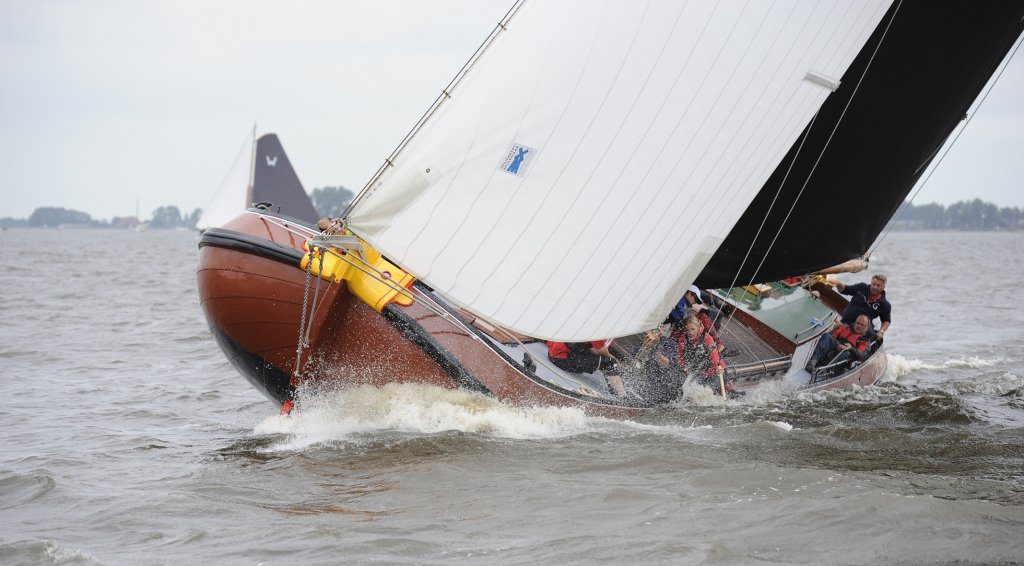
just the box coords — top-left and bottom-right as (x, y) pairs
(381, 305), (492, 397)
(209, 326), (294, 404)
(411, 283), (649, 409)
(199, 227), (305, 266)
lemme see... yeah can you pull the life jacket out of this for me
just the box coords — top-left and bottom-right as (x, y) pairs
(696, 310), (719, 342)
(677, 329), (724, 377)
(547, 341), (570, 360)
(547, 340), (606, 360)
(832, 324), (869, 356)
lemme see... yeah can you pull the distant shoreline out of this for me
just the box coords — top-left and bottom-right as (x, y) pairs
(3, 197), (1021, 231)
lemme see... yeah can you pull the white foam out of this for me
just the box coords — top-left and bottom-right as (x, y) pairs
(253, 383), (597, 450)
(795, 383), (882, 403)
(949, 372), (1023, 396)
(886, 353), (1004, 379)
(768, 421), (793, 431)
(679, 381), (731, 406)
(42, 540), (99, 564)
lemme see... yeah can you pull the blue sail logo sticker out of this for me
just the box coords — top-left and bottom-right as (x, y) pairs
(498, 142), (536, 177)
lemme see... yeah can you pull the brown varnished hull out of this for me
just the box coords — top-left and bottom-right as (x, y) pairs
(198, 214), (457, 403)
(197, 212), (885, 413)
(197, 212), (644, 416)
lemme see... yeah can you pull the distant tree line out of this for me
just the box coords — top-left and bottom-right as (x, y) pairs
(891, 199), (1023, 231)
(148, 206), (202, 229)
(310, 186), (355, 218)
(5, 195), (1020, 233)
(0, 206), (203, 229)
(1, 185), (353, 230)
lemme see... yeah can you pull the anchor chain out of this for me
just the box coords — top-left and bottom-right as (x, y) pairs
(293, 247), (319, 383)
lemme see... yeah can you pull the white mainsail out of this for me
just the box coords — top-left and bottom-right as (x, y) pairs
(197, 130), (256, 232)
(347, 0), (892, 341)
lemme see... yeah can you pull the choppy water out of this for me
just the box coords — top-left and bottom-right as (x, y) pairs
(1, 229), (1021, 565)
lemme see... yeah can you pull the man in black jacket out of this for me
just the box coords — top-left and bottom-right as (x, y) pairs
(832, 274), (891, 340)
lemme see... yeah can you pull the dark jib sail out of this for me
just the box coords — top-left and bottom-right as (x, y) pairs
(252, 134), (320, 225)
(696, 0), (1024, 289)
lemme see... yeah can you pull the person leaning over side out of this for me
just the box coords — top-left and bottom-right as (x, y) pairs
(546, 340), (627, 397)
(831, 273), (891, 340)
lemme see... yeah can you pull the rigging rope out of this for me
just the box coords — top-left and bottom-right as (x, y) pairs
(344, 0), (525, 218)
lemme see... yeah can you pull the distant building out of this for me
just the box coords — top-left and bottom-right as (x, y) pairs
(112, 216), (142, 229)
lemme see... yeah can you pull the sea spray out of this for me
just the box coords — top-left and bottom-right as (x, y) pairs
(253, 383), (596, 449)
(674, 378), (790, 407)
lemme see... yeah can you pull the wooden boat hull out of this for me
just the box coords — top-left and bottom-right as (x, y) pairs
(198, 212), (887, 412)
(197, 212), (645, 416)
(799, 347), (888, 394)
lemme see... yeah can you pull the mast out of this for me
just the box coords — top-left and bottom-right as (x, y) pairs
(244, 123), (257, 207)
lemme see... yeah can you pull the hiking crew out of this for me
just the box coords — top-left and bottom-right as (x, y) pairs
(546, 340), (627, 396)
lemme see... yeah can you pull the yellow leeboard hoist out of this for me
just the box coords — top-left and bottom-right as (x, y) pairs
(300, 232), (414, 312)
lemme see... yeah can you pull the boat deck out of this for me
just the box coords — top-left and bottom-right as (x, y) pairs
(716, 315), (784, 366)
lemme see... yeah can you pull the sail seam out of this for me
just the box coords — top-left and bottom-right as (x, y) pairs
(481, 2), (654, 324)
(597, 1), (860, 336)
(569, 0), (793, 337)
(503, 1), (748, 334)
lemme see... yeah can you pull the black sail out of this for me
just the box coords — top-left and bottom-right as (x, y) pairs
(695, 0), (1024, 289)
(252, 134), (320, 224)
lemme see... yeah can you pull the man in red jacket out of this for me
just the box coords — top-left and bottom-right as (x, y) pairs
(805, 314), (873, 373)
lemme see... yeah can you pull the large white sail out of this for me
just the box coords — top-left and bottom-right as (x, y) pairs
(347, 0), (892, 341)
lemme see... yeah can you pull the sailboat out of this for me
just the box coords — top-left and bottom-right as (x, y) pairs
(196, 129), (320, 232)
(197, 1), (1024, 413)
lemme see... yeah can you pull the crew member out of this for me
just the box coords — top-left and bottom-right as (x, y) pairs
(832, 274), (891, 340)
(547, 340), (626, 396)
(676, 314), (731, 396)
(805, 314), (873, 372)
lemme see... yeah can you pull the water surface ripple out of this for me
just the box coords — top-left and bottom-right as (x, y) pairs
(0, 230), (1022, 564)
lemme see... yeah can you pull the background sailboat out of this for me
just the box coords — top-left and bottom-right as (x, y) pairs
(197, 129), (320, 232)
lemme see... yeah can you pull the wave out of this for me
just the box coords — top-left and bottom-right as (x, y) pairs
(0, 472), (56, 511)
(886, 353), (1004, 376)
(673, 378), (791, 407)
(250, 363), (1021, 451)
(885, 354), (1022, 398)
(881, 353), (1010, 385)
(948, 372), (1023, 397)
(253, 383), (600, 450)
(894, 393), (974, 424)
(0, 538), (99, 565)
(248, 382), (752, 450)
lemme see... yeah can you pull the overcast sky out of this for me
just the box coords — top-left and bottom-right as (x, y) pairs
(1, 1), (1021, 221)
